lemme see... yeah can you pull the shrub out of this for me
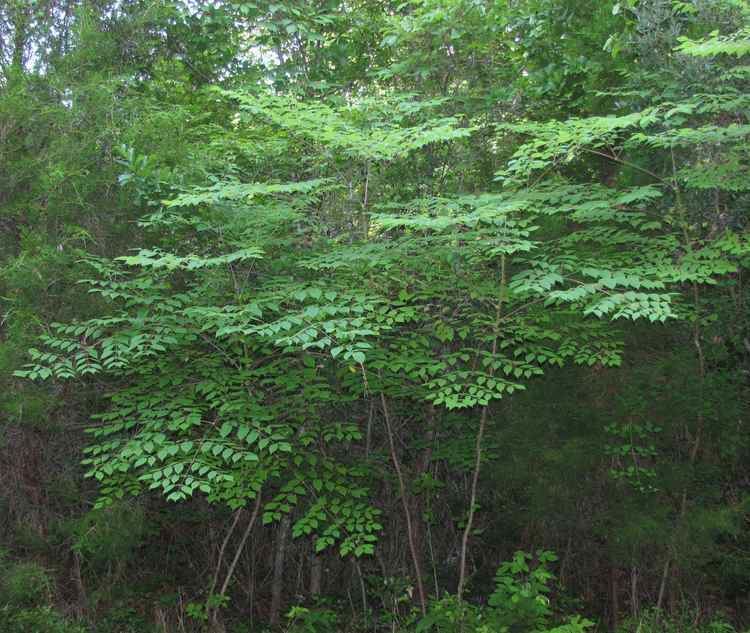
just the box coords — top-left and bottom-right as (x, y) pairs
(0, 560), (53, 608)
(285, 605), (340, 633)
(63, 503), (147, 570)
(416, 550), (593, 633)
(616, 609), (737, 633)
(0, 606), (86, 633)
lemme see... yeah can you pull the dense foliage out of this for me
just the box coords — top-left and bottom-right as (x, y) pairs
(1, 1), (749, 632)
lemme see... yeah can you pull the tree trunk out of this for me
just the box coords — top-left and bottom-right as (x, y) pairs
(610, 565), (619, 632)
(379, 391), (427, 615)
(630, 566), (639, 621)
(209, 495), (262, 632)
(310, 552), (322, 598)
(458, 256), (506, 600)
(409, 404), (436, 604)
(11, 3), (29, 74)
(72, 551), (87, 618)
(269, 513), (291, 625)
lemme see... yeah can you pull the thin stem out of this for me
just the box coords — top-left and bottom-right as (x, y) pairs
(657, 151), (704, 613)
(580, 147), (674, 189)
(208, 496), (261, 629)
(380, 390), (427, 615)
(218, 494), (262, 599)
(208, 509), (243, 602)
(457, 254), (506, 600)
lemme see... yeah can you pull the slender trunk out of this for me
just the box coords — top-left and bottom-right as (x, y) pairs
(11, 6), (28, 74)
(248, 540), (256, 631)
(310, 552), (322, 597)
(380, 391), (427, 615)
(209, 509), (243, 600)
(209, 495), (262, 631)
(410, 404), (436, 604)
(630, 566), (639, 620)
(365, 399), (374, 459)
(668, 565), (678, 614)
(656, 168), (706, 613)
(427, 521), (440, 598)
(656, 559), (670, 612)
(560, 535), (573, 588)
(362, 161), (370, 238)
(610, 565), (619, 632)
(218, 496), (262, 598)
(457, 256), (506, 600)
(269, 513), (291, 625)
(355, 559), (369, 627)
(72, 551), (86, 618)
(658, 293), (704, 611)
(457, 406), (489, 598)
